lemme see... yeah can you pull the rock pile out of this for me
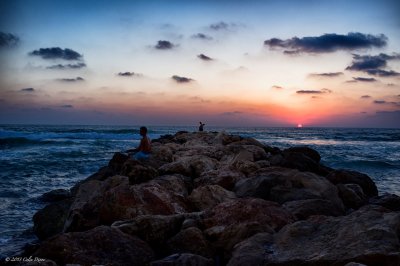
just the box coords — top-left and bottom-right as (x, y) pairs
(26, 131), (400, 265)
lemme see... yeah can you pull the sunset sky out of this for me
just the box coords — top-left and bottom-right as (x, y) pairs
(0, 0), (399, 127)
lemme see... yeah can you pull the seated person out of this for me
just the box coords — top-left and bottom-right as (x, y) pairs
(126, 126), (151, 160)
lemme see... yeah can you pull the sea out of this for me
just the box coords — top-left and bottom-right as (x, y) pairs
(0, 125), (399, 258)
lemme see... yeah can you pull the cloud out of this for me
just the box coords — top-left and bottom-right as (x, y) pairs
(221, 111), (243, 116)
(346, 53), (400, 77)
(47, 63), (86, 69)
(271, 85), (284, 90)
(361, 95), (371, 99)
(352, 77), (377, 82)
(365, 69), (400, 77)
(264, 32), (387, 54)
(60, 105), (73, 108)
(308, 72), (344, 78)
(20, 88), (35, 92)
(29, 47), (83, 60)
(296, 88), (332, 94)
(210, 21), (231, 31)
(154, 40), (175, 50)
(171, 75), (194, 83)
(58, 77), (85, 82)
(191, 33), (213, 40)
(0, 32), (19, 47)
(197, 54), (213, 61)
(117, 72), (142, 77)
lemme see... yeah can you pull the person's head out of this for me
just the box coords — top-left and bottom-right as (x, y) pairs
(139, 126), (147, 136)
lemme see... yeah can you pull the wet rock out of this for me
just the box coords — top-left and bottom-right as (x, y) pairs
(280, 151), (320, 174)
(369, 193), (400, 211)
(159, 155), (219, 178)
(188, 185), (237, 211)
(150, 253), (213, 266)
(33, 198), (73, 240)
(39, 189), (71, 202)
(284, 146), (321, 162)
(194, 167), (245, 190)
(33, 226), (154, 266)
(108, 152), (130, 173)
(337, 183), (368, 210)
(167, 227), (213, 258)
(327, 169), (378, 197)
(282, 199), (345, 220)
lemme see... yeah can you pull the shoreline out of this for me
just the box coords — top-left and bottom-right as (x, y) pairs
(4, 131), (400, 265)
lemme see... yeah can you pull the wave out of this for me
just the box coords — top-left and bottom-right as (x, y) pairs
(0, 137), (75, 149)
(332, 159), (399, 170)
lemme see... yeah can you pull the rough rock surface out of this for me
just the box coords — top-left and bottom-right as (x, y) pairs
(29, 131), (399, 266)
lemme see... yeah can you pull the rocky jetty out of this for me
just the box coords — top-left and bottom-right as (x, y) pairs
(25, 131), (400, 265)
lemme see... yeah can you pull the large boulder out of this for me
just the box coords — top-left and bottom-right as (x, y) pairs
(33, 226), (154, 266)
(120, 159), (159, 185)
(229, 205), (400, 265)
(369, 193), (400, 211)
(38, 189), (71, 202)
(194, 167), (245, 190)
(234, 167), (344, 211)
(282, 199), (345, 220)
(166, 227), (213, 258)
(33, 198), (73, 240)
(159, 155), (219, 178)
(326, 169), (378, 197)
(284, 146), (321, 162)
(188, 185), (237, 211)
(337, 183), (368, 210)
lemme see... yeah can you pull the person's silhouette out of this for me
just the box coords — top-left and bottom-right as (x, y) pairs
(199, 122), (205, 132)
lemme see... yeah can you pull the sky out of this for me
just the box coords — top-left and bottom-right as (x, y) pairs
(0, 0), (399, 127)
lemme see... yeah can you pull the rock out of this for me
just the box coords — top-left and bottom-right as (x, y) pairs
(70, 166), (114, 195)
(98, 175), (191, 225)
(188, 185), (237, 211)
(232, 145), (268, 161)
(369, 193), (400, 211)
(282, 199), (345, 220)
(112, 214), (185, 257)
(327, 169), (378, 197)
(150, 253), (213, 266)
(39, 189), (71, 202)
(33, 226), (154, 266)
(227, 233), (273, 266)
(167, 227), (213, 258)
(33, 198), (73, 240)
(108, 152), (130, 173)
(234, 167), (344, 211)
(203, 198), (293, 232)
(256, 205), (400, 265)
(256, 160), (271, 168)
(344, 263), (368, 266)
(120, 159), (159, 185)
(280, 150), (320, 174)
(284, 146), (321, 162)
(337, 183), (368, 210)
(194, 167), (245, 190)
(159, 155), (219, 178)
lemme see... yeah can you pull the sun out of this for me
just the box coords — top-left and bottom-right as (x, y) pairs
(297, 123), (303, 128)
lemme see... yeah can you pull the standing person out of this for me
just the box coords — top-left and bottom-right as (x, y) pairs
(127, 126), (151, 160)
(199, 121), (205, 132)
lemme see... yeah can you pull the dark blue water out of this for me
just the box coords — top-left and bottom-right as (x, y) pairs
(0, 125), (399, 258)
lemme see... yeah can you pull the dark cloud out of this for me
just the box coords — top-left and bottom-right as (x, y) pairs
(264, 32), (387, 54)
(374, 100), (386, 104)
(58, 77), (85, 82)
(155, 40), (175, 50)
(361, 95), (371, 99)
(346, 53), (400, 77)
(171, 75), (194, 83)
(210, 22), (230, 31)
(365, 69), (400, 77)
(20, 88), (35, 92)
(191, 33), (213, 40)
(197, 54), (213, 61)
(47, 63), (86, 70)
(352, 77), (377, 82)
(60, 105), (73, 108)
(309, 72), (343, 78)
(29, 47), (83, 60)
(296, 88), (332, 94)
(0, 32), (19, 47)
(117, 72), (142, 77)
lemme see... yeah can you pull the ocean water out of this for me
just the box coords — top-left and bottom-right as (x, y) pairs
(0, 125), (399, 258)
